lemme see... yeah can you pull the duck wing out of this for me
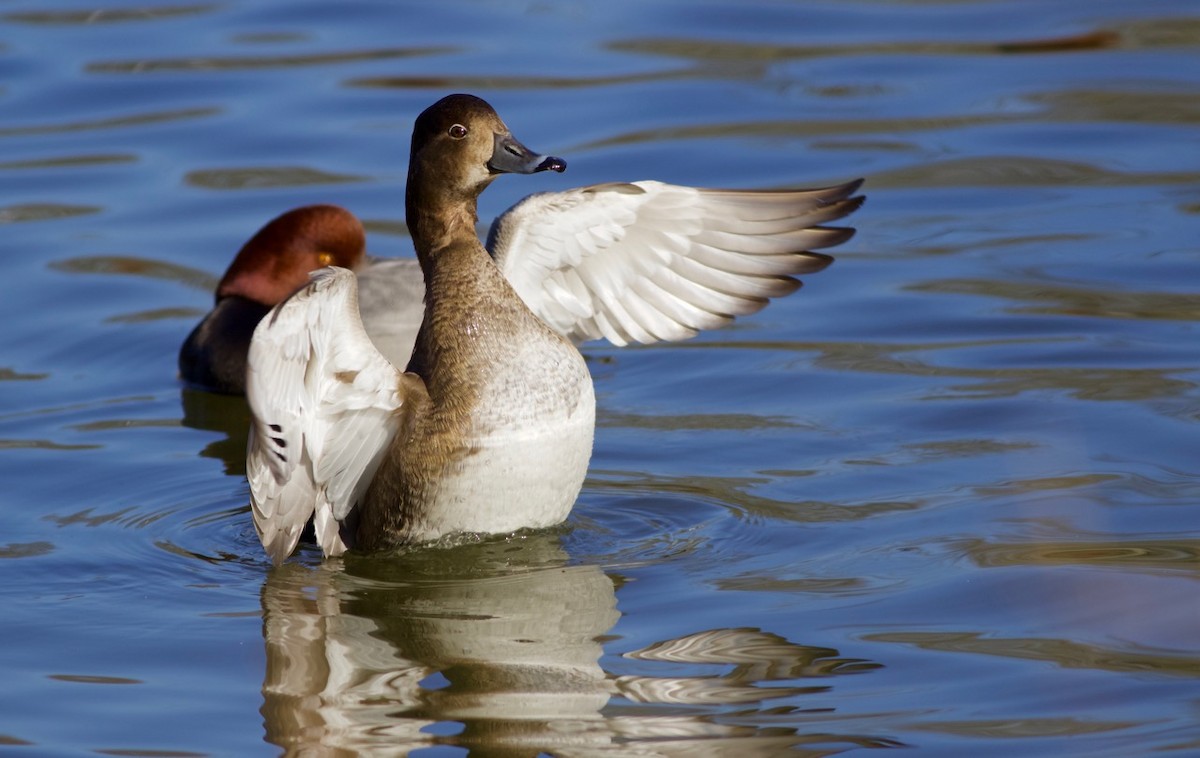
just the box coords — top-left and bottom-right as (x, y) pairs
(246, 266), (414, 564)
(487, 179), (864, 346)
(355, 257), (426, 367)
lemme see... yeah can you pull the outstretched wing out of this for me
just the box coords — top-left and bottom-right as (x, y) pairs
(245, 266), (411, 564)
(487, 179), (863, 346)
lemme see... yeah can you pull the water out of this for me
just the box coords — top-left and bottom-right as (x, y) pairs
(2, 0), (1198, 754)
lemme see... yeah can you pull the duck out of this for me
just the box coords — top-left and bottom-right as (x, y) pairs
(242, 93), (865, 563)
(178, 205), (358, 394)
(179, 205), (427, 394)
(180, 143), (864, 398)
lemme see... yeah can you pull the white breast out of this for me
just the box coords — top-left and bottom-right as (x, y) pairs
(404, 336), (596, 542)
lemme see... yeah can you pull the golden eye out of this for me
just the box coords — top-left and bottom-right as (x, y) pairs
(317, 251), (334, 267)
(448, 123), (468, 140)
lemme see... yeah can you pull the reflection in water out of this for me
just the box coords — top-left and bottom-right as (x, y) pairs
(0, 439), (98, 452)
(575, 113), (1014, 152)
(1029, 88), (1200, 125)
(87, 45), (454, 74)
(0, 203), (101, 223)
(618, 627), (881, 705)
(649, 337), (1196, 402)
(911, 277), (1200, 321)
(598, 409), (800, 432)
(179, 388), (250, 475)
(909, 716), (1138, 740)
(348, 70), (691, 92)
(0, 148), (125, 170)
(869, 156), (1200, 189)
(866, 630), (1200, 680)
(0, 368), (49, 382)
(260, 538), (618, 754)
(610, 626), (898, 753)
(50, 254), (218, 293)
(259, 537), (894, 754)
(183, 166), (367, 190)
(959, 536), (1200, 575)
(608, 30), (1121, 65)
(0, 106), (218, 137)
(0, 541), (54, 559)
(2, 5), (215, 26)
(590, 468), (920, 525)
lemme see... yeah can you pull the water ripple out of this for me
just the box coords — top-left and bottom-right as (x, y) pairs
(0, 541), (55, 559)
(1031, 89), (1200, 125)
(88, 46), (454, 74)
(184, 166), (367, 190)
(911, 277), (1200, 321)
(4, 5), (215, 26)
(871, 156), (1200, 189)
(0, 107), (218, 138)
(0, 153), (137, 170)
(865, 631), (1200, 679)
(576, 113), (1015, 151)
(958, 537), (1200, 574)
(0, 439), (100, 452)
(348, 70), (691, 91)
(794, 339), (1196, 402)
(0, 203), (101, 223)
(50, 255), (218, 291)
(609, 29), (1122, 64)
(909, 717), (1140, 739)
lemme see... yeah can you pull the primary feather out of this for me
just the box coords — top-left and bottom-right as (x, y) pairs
(488, 179), (862, 346)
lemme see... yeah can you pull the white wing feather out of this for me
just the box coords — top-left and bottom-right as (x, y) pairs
(246, 267), (408, 564)
(354, 257), (425, 368)
(488, 179), (863, 346)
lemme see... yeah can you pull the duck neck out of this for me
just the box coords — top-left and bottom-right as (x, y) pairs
(406, 166), (491, 283)
(404, 166), (503, 390)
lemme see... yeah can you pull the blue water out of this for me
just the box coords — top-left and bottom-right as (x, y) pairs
(2, 0), (1198, 755)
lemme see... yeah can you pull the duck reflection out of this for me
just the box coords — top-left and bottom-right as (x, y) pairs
(260, 535), (619, 754)
(179, 387), (249, 475)
(258, 534), (895, 755)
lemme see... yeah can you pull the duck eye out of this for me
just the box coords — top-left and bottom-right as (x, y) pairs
(317, 251), (334, 267)
(448, 124), (468, 140)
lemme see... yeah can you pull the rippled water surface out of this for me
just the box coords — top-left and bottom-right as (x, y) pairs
(2, 0), (1199, 755)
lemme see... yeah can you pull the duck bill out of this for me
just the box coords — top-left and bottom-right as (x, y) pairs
(488, 132), (566, 174)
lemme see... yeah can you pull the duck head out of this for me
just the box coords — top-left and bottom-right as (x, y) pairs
(216, 204), (367, 306)
(407, 94), (566, 206)
(180, 204), (366, 394)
